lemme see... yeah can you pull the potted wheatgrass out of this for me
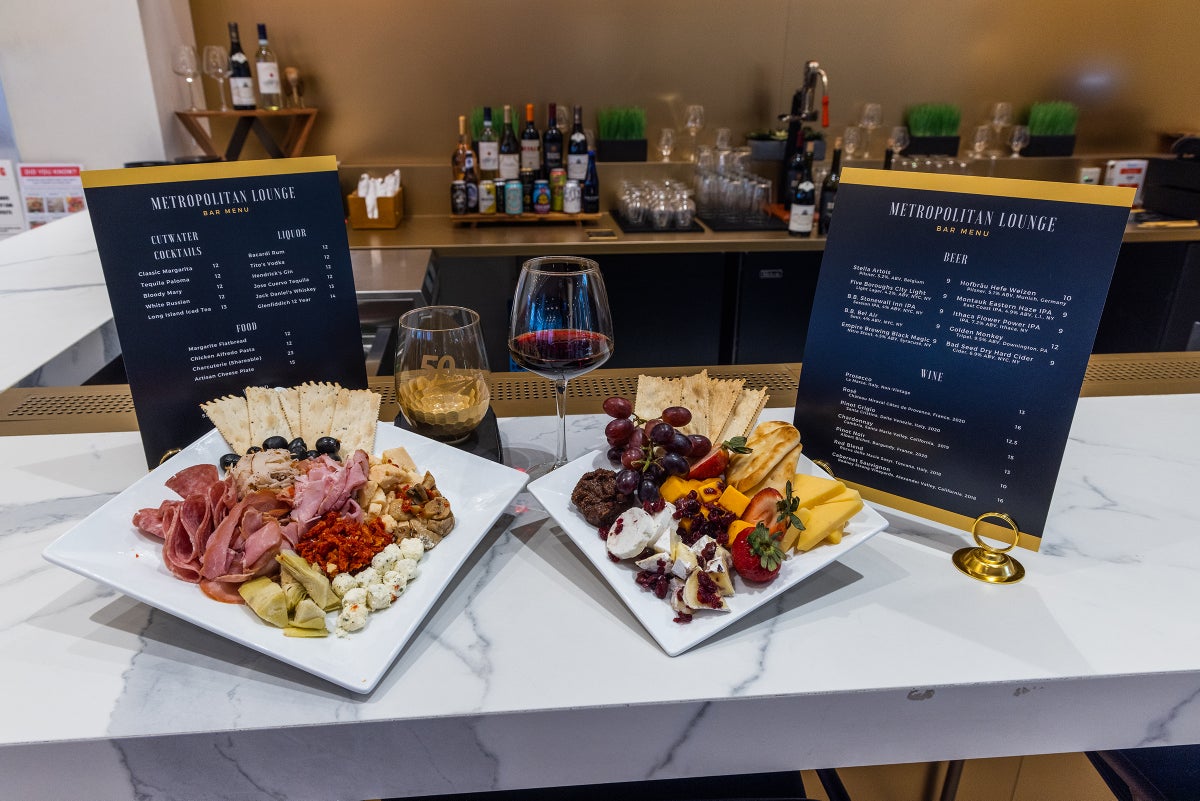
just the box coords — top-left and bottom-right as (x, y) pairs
(903, 103), (962, 156)
(1023, 101), (1078, 157)
(596, 106), (648, 162)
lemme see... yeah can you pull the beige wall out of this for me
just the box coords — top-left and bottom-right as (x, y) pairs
(188, 0), (1199, 163)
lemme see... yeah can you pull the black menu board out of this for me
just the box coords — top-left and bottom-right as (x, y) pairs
(795, 169), (1133, 549)
(82, 156), (365, 467)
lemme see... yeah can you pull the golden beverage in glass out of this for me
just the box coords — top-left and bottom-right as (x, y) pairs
(394, 306), (490, 443)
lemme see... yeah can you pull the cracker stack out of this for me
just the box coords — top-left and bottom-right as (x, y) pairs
(201, 382), (381, 458)
(633, 369), (768, 444)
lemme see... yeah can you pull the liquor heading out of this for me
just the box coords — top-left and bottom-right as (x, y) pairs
(148, 184), (298, 211)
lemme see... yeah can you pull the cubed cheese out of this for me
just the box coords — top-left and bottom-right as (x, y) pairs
(398, 537), (425, 562)
(716, 485), (751, 517)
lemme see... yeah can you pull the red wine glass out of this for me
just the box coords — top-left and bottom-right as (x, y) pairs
(509, 256), (613, 478)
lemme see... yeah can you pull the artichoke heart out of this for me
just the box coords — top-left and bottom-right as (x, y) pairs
(237, 576), (289, 628)
(283, 626), (329, 638)
(277, 551), (341, 611)
(279, 568), (306, 610)
(290, 597), (329, 631)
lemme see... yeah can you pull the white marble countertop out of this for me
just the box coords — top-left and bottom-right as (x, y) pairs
(0, 211), (118, 389)
(2, 397), (1199, 800)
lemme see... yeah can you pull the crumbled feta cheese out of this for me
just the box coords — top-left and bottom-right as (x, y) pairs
(365, 583), (393, 611)
(355, 567), (381, 589)
(392, 557), (419, 582)
(398, 537), (424, 562)
(383, 570), (407, 598)
(372, 543), (402, 573)
(341, 587), (367, 608)
(331, 572), (358, 598)
(337, 602), (369, 632)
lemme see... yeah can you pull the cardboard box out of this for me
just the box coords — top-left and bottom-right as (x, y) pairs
(1104, 159), (1148, 206)
(347, 188), (403, 229)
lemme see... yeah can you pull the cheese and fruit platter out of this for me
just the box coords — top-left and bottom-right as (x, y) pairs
(528, 370), (888, 655)
(43, 382), (528, 693)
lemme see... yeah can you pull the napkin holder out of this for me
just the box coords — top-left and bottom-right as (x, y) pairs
(348, 188), (404, 229)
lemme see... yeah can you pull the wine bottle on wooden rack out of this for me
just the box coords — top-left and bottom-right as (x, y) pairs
(255, 23), (281, 110)
(452, 114), (476, 180)
(499, 104), (520, 181)
(567, 105), (588, 181)
(478, 107), (499, 181)
(227, 22), (256, 110)
(543, 103), (564, 174)
(521, 103), (541, 175)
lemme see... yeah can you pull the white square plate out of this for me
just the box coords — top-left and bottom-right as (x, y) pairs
(528, 451), (888, 656)
(43, 424), (527, 693)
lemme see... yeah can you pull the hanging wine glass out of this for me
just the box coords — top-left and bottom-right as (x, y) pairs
(171, 45), (199, 112)
(508, 257), (614, 478)
(202, 45), (231, 112)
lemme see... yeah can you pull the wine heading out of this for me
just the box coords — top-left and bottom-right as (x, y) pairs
(148, 184), (298, 211)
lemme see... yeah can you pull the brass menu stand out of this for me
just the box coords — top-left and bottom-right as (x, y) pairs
(174, 108), (318, 161)
(952, 512), (1026, 584)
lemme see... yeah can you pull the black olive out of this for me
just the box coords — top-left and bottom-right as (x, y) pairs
(305, 450), (321, 460)
(246, 446), (263, 454)
(262, 435), (288, 450)
(288, 437), (307, 452)
(289, 444), (308, 459)
(315, 436), (340, 454)
(218, 453), (240, 472)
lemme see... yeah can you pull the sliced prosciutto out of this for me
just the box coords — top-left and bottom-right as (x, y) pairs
(291, 450), (370, 528)
(133, 463), (226, 582)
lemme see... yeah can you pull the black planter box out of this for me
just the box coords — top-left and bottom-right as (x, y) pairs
(1023, 135), (1076, 157)
(905, 135), (961, 156)
(596, 139), (647, 162)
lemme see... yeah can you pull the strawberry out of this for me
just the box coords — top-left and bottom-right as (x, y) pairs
(742, 486), (784, 533)
(730, 523), (785, 583)
(687, 436), (752, 480)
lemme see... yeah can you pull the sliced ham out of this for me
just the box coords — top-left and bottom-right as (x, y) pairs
(291, 450), (370, 528)
(199, 578), (244, 604)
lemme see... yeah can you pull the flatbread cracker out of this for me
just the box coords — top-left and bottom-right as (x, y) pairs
(328, 388), (381, 457)
(634, 374), (680, 421)
(705, 378), (744, 443)
(299, 382), (340, 446)
(726, 421), (802, 492)
(718, 386), (768, 443)
(245, 386), (292, 444)
(200, 394), (251, 454)
(677, 370), (710, 437)
(745, 442), (804, 497)
(278, 386), (301, 435)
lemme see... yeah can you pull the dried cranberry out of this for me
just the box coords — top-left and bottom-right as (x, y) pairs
(696, 572), (723, 608)
(607, 552), (621, 563)
(701, 542), (717, 562)
(673, 612), (693, 624)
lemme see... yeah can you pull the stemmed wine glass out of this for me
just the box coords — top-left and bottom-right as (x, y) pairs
(509, 257), (614, 478)
(842, 126), (862, 161)
(202, 46), (231, 112)
(658, 128), (675, 161)
(171, 45), (199, 112)
(887, 125), (910, 168)
(1010, 125), (1030, 157)
(684, 105), (705, 162)
(859, 103), (882, 158)
(972, 125), (991, 159)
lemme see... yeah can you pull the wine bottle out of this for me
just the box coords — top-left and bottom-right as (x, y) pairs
(478, 107), (499, 181)
(783, 127), (808, 199)
(582, 150), (600, 213)
(543, 102), (564, 174)
(520, 103), (541, 175)
(788, 145), (815, 237)
(567, 105), (588, 181)
(818, 137), (843, 236)
(227, 22), (256, 110)
(499, 104), (520, 181)
(463, 150), (479, 214)
(254, 23), (281, 110)
(452, 115), (476, 181)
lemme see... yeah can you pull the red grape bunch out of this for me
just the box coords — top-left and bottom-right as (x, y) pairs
(602, 395), (714, 504)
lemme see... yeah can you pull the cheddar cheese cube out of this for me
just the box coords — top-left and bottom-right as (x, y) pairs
(725, 519), (755, 547)
(716, 485), (751, 517)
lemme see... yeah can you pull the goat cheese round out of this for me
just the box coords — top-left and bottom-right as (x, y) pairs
(365, 583), (393, 611)
(398, 537), (425, 562)
(331, 572), (358, 598)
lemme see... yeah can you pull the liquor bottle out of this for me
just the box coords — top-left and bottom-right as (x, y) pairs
(788, 144), (816, 237)
(543, 103), (564, 174)
(452, 115), (476, 181)
(782, 128), (808, 199)
(499, 104), (520, 181)
(567, 105), (588, 181)
(227, 23), (256, 110)
(254, 23), (281, 110)
(478, 107), (499, 181)
(520, 103), (541, 175)
(582, 150), (600, 213)
(818, 137), (843, 236)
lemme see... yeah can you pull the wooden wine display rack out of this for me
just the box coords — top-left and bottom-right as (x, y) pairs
(450, 212), (604, 227)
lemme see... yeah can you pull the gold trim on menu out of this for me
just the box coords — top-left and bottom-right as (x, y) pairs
(845, 481), (1043, 552)
(841, 167), (1135, 208)
(81, 155), (338, 189)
